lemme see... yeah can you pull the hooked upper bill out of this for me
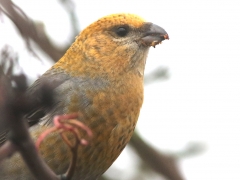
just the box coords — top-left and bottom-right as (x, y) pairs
(140, 23), (169, 48)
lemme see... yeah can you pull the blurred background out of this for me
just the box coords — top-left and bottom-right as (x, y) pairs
(0, 0), (240, 179)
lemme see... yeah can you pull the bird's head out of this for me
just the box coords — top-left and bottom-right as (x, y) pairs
(80, 13), (168, 46)
(55, 13), (168, 78)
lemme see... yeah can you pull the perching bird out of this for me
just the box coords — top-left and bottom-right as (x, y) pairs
(0, 13), (168, 179)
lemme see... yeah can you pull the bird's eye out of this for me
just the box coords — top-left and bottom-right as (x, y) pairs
(116, 27), (129, 37)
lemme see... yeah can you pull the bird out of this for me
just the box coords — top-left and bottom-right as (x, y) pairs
(0, 13), (168, 180)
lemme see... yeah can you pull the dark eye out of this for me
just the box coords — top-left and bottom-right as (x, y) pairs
(116, 27), (129, 37)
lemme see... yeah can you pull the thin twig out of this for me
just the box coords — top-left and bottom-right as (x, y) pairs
(36, 113), (92, 180)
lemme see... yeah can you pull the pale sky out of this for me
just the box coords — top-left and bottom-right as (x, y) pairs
(1, 0), (240, 179)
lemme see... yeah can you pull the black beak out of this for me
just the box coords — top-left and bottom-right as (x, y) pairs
(140, 23), (169, 48)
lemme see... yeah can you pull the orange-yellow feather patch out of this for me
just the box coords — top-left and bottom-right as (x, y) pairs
(80, 13), (145, 39)
(53, 13), (146, 78)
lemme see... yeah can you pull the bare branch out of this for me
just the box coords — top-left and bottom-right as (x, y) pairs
(59, 0), (81, 37)
(0, 72), (59, 179)
(130, 132), (185, 180)
(0, 0), (67, 62)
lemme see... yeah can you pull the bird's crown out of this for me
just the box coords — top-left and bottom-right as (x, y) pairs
(80, 13), (145, 39)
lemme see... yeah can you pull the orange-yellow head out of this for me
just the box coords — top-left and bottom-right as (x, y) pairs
(54, 13), (168, 79)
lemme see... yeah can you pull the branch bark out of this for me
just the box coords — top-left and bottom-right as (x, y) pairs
(130, 132), (185, 180)
(0, 64), (59, 179)
(0, 0), (67, 62)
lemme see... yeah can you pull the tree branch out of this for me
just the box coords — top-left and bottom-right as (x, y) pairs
(0, 65), (59, 179)
(0, 0), (67, 62)
(130, 132), (185, 180)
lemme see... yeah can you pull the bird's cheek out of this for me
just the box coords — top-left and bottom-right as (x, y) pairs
(83, 38), (117, 60)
